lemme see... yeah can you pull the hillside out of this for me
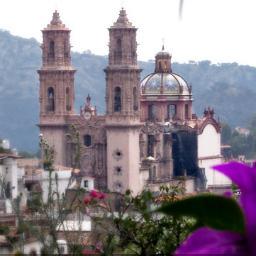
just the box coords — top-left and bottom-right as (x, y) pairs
(0, 30), (256, 152)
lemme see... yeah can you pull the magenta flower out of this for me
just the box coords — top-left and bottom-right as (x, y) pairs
(175, 161), (256, 255)
(83, 196), (92, 205)
(89, 190), (106, 200)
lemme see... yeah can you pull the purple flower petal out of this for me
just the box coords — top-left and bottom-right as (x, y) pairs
(213, 161), (256, 254)
(175, 227), (247, 255)
(213, 161), (256, 192)
(223, 191), (233, 198)
(240, 192), (256, 255)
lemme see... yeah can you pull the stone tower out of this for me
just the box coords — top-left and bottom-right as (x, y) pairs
(38, 11), (76, 165)
(105, 9), (142, 194)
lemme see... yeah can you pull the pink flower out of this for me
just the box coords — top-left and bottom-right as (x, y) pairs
(98, 192), (106, 199)
(83, 196), (92, 205)
(89, 190), (106, 200)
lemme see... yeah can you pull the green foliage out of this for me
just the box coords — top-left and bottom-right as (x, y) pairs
(68, 244), (84, 256)
(158, 194), (245, 234)
(221, 122), (232, 144)
(0, 147), (11, 154)
(86, 185), (194, 255)
(27, 192), (42, 212)
(0, 225), (9, 235)
(13, 251), (25, 256)
(221, 116), (256, 158)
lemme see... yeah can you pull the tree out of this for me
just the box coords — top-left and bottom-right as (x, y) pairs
(83, 184), (194, 255)
(221, 122), (232, 144)
(12, 130), (86, 255)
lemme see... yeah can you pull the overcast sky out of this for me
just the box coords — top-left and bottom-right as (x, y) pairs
(0, 0), (255, 66)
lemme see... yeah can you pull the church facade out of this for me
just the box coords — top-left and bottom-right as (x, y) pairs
(38, 10), (230, 194)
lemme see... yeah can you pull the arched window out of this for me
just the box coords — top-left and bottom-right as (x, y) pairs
(153, 166), (156, 180)
(158, 61), (161, 71)
(47, 87), (55, 112)
(64, 41), (69, 58)
(83, 135), (92, 147)
(133, 87), (138, 111)
(49, 41), (55, 58)
(117, 38), (122, 55)
(168, 104), (176, 119)
(147, 135), (155, 157)
(114, 87), (122, 112)
(66, 87), (71, 111)
(148, 104), (157, 120)
(185, 104), (189, 119)
(114, 38), (122, 63)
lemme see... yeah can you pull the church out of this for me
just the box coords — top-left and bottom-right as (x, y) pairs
(38, 9), (230, 194)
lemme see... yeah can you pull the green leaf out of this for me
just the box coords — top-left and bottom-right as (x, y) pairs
(157, 194), (245, 234)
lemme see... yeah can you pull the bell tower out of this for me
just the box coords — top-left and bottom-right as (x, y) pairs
(105, 8), (140, 116)
(105, 9), (142, 194)
(38, 11), (76, 165)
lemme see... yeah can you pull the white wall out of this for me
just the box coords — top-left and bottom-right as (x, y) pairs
(42, 170), (72, 203)
(107, 128), (141, 195)
(198, 124), (231, 187)
(81, 177), (94, 191)
(23, 241), (42, 255)
(1, 158), (20, 199)
(57, 219), (91, 232)
(198, 124), (220, 158)
(198, 158), (231, 186)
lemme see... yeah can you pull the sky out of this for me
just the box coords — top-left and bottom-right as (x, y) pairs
(0, 0), (256, 66)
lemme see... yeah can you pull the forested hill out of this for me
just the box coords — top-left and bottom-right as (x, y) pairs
(1, 30), (256, 152)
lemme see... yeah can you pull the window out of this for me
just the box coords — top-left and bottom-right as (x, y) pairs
(114, 38), (122, 63)
(133, 87), (138, 111)
(185, 104), (189, 119)
(66, 87), (71, 111)
(49, 41), (55, 58)
(47, 87), (55, 112)
(64, 41), (69, 58)
(147, 135), (155, 157)
(59, 246), (65, 254)
(148, 104), (157, 120)
(153, 166), (156, 179)
(116, 38), (122, 56)
(83, 135), (92, 147)
(168, 104), (176, 119)
(113, 149), (123, 160)
(115, 182), (122, 193)
(149, 166), (156, 181)
(114, 166), (122, 176)
(114, 87), (122, 112)
(84, 180), (89, 188)
(158, 61), (161, 71)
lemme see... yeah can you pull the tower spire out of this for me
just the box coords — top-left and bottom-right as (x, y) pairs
(112, 8), (134, 28)
(51, 10), (62, 25)
(45, 10), (68, 30)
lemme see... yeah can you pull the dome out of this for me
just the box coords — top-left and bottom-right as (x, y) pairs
(141, 47), (191, 96)
(141, 72), (191, 95)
